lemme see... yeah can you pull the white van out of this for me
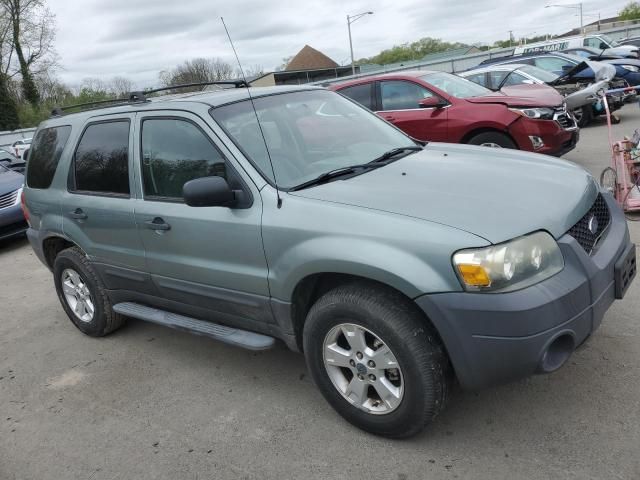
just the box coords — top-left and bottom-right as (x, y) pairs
(514, 34), (638, 58)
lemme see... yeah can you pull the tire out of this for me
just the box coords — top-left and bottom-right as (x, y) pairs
(53, 247), (125, 337)
(466, 131), (517, 149)
(573, 106), (593, 128)
(303, 282), (451, 438)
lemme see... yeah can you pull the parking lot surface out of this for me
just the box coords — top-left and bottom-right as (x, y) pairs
(2, 107), (640, 480)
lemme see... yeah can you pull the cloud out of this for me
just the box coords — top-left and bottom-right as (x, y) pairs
(47, 0), (629, 88)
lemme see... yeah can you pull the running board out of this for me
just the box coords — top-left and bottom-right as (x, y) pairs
(112, 302), (275, 351)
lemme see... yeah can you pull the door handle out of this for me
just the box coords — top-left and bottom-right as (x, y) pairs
(69, 208), (87, 220)
(383, 115), (396, 121)
(144, 217), (171, 231)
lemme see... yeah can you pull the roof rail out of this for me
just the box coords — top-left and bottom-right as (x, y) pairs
(50, 80), (249, 118)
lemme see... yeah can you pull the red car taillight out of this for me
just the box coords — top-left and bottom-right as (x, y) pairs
(20, 190), (30, 224)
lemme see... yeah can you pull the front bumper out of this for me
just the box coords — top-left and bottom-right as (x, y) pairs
(509, 117), (578, 157)
(0, 204), (27, 241)
(416, 193), (635, 390)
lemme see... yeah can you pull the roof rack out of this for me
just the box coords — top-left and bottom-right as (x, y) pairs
(50, 80), (249, 117)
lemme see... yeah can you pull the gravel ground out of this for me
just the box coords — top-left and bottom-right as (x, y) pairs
(1, 105), (639, 480)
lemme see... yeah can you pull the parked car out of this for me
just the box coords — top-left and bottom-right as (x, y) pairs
(513, 33), (639, 58)
(620, 35), (640, 48)
(23, 85), (636, 437)
(12, 138), (32, 159)
(0, 148), (18, 166)
(0, 162), (27, 241)
(332, 71), (578, 156)
(459, 62), (619, 127)
(561, 46), (626, 60)
(479, 52), (640, 101)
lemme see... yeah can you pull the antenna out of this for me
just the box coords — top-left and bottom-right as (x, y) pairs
(221, 17), (282, 209)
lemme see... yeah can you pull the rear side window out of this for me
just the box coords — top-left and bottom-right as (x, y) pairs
(141, 118), (227, 200)
(26, 126), (72, 189)
(339, 83), (375, 110)
(73, 121), (130, 195)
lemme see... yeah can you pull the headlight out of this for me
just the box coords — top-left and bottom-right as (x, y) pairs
(621, 65), (640, 72)
(510, 107), (555, 120)
(452, 231), (564, 293)
(14, 186), (23, 206)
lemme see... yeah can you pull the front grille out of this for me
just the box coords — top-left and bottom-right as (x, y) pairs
(0, 189), (19, 210)
(553, 107), (577, 130)
(567, 193), (611, 255)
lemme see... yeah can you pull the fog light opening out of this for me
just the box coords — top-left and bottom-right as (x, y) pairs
(539, 334), (574, 373)
(529, 136), (545, 150)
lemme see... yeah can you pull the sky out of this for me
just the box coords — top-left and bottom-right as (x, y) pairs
(48, 0), (630, 88)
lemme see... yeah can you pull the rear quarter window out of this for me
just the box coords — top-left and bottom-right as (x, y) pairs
(26, 126), (72, 189)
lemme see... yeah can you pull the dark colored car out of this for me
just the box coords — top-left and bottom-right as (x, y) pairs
(0, 162), (27, 241)
(479, 51), (640, 87)
(331, 71), (578, 156)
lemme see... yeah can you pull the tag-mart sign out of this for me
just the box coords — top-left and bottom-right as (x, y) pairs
(522, 42), (570, 54)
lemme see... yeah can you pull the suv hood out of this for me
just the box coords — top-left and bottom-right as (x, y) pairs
(290, 144), (597, 244)
(466, 85), (563, 107)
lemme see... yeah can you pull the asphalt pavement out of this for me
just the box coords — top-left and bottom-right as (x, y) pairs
(1, 106), (639, 480)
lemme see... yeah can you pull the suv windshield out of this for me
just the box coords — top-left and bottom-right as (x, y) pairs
(421, 72), (490, 98)
(518, 65), (559, 82)
(211, 89), (415, 189)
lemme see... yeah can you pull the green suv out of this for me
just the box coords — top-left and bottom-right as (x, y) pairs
(23, 85), (636, 438)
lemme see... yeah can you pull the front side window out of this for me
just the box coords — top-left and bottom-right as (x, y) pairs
(421, 72), (490, 98)
(502, 72), (529, 86)
(464, 73), (488, 88)
(73, 121), (130, 195)
(141, 118), (228, 200)
(211, 89), (414, 189)
(487, 71), (508, 89)
(380, 80), (433, 111)
(26, 126), (72, 189)
(339, 83), (375, 110)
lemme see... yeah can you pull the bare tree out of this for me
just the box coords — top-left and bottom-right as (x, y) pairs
(159, 57), (235, 92)
(109, 76), (134, 97)
(0, 0), (57, 105)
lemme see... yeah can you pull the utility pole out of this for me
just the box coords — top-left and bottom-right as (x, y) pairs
(347, 11), (374, 76)
(508, 30), (514, 47)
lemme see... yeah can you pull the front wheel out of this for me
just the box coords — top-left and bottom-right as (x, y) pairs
(303, 283), (451, 438)
(573, 106), (593, 128)
(466, 131), (516, 149)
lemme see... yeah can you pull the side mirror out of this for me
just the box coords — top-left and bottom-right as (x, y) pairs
(183, 176), (236, 207)
(22, 149), (29, 161)
(418, 97), (447, 109)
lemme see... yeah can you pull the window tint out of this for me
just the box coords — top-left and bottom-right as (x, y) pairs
(141, 118), (227, 199)
(464, 73), (487, 87)
(534, 57), (573, 73)
(339, 83), (374, 110)
(26, 126), (72, 189)
(487, 71), (508, 89)
(503, 72), (529, 86)
(74, 121), (130, 195)
(380, 81), (433, 110)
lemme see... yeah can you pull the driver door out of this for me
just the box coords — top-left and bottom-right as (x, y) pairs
(375, 80), (448, 142)
(132, 111), (271, 327)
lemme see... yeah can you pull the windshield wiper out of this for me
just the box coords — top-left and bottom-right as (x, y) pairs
(368, 145), (423, 164)
(290, 146), (423, 192)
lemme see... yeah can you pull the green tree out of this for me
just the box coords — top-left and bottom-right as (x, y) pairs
(359, 37), (468, 65)
(619, 1), (640, 20)
(0, 73), (19, 130)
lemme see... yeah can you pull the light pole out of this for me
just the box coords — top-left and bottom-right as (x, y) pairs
(545, 3), (583, 34)
(347, 11), (373, 76)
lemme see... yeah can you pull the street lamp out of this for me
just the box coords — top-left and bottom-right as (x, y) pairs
(347, 11), (373, 76)
(545, 3), (583, 34)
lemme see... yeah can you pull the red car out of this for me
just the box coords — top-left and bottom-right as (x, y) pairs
(331, 71), (579, 157)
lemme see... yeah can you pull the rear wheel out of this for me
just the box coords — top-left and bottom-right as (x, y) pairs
(303, 282), (451, 438)
(53, 247), (125, 337)
(466, 131), (516, 149)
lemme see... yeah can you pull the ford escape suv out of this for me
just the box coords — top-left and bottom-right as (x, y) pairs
(23, 84), (636, 438)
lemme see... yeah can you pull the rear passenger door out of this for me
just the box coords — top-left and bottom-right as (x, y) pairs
(61, 114), (147, 275)
(132, 111), (271, 326)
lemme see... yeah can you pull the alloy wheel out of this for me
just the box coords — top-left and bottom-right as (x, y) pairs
(61, 268), (95, 323)
(322, 323), (404, 415)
